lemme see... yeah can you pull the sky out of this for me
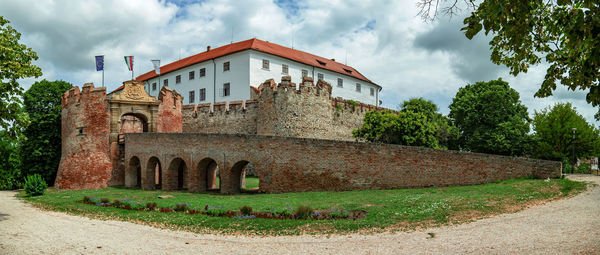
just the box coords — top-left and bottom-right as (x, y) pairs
(2, 0), (598, 125)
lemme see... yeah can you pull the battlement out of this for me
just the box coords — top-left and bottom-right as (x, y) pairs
(61, 83), (107, 108)
(332, 97), (395, 115)
(255, 76), (333, 99)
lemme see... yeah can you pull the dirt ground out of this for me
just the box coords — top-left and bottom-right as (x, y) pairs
(1, 175), (599, 255)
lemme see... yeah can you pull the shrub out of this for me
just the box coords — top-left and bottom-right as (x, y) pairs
(113, 199), (123, 208)
(295, 205), (313, 220)
(275, 207), (292, 217)
(83, 196), (92, 204)
(562, 158), (573, 173)
(146, 202), (158, 210)
(174, 203), (189, 212)
(24, 174), (47, 196)
(205, 209), (228, 217)
(347, 100), (358, 107)
(100, 198), (110, 203)
(576, 163), (591, 174)
(240, 205), (253, 215)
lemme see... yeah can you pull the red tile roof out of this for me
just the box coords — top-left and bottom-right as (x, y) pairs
(135, 38), (378, 88)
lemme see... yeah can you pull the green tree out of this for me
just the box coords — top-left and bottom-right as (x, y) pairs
(21, 80), (72, 185)
(400, 97), (460, 149)
(0, 130), (22, 190)
(531, 102), (600, 162)
(417, 0), (600, 120)
(353, 110), (440, 148)
(449, 79), (532, 156)
(0, 16), (43, 138)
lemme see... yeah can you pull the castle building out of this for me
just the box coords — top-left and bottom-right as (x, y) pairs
(134, 38), (381, 106)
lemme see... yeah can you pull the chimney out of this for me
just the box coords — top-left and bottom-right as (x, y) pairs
(207, 46), (211, 51)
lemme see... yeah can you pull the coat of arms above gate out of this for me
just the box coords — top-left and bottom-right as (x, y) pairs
(111, 80), (155, 102)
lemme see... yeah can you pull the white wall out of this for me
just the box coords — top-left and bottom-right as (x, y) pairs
(144, 49), (379, 106)
(145, 50), (251, 105)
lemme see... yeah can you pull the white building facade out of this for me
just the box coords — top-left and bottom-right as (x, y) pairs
(137, 39), (381, 106)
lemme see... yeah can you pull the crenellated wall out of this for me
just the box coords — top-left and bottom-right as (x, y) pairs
(182, 76), (391, 140)
(55, 83), (113, 189)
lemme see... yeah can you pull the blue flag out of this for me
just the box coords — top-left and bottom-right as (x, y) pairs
(95, 55), (104, 71)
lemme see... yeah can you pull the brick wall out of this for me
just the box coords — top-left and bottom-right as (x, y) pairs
(181, 76), (391, 141)
(55, 83), (113, 189)
(124, 133), (562, 194)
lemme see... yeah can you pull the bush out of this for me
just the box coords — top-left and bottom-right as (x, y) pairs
(113, 199), (123, 208)
(205, 209), (228, 216)
(174, 203), (189, 212)
(330, 209), (350, 219)
(295, 205), (313, 220)
(562, 159), (573, 173)
(146, 202), (157, 210)
(275, 208), (292, 217)
(23, 174), (47, 196)
(240, 205), (253, 215)
(100, 198), (110, 204)
(576, 163), (591, 174)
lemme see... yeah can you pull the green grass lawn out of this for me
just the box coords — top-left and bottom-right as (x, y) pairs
(22, 177), (586, 235)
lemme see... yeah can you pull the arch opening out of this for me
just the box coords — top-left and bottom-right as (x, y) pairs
(231, 161), (259, 194)
(195, 158), (220, 192)
(146, 157), (162, 190)
(125, 156), (141, 188)
(167, 158), (188, 191)
(120, 113), (149, 134)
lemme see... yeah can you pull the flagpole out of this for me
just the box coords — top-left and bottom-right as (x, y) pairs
(102, 68), (104, 87)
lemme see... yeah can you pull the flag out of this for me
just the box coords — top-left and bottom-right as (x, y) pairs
(151, 59), (160, 75)
(95, 55), (104, 71)
(124, 56), (134, 71)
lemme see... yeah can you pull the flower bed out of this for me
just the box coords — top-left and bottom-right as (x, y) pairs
(80, 196), (367, 220)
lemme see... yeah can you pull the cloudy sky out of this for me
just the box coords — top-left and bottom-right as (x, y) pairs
(2, 0), (598, 125)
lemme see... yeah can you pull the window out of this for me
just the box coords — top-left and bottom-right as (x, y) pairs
(199, 68), (206, 77)
(370, 87), (375, 96)
(302, 69), (308, 77)
(317, 73), (324, 81)
(189, 71), (195, 80)
(223, 83), (230, 97)
(337, 78), (343, 88)
(189, 91), (195, 104)
(175, 75), (181, 84)
(282, 64), (288, 74)
(316, 60), (326, 66)
(223, 61), (230, 71)
(199, 88), (206, 101)
(163, 79), (168, 87)
(262, 59), (269, 70)
(356, 83), (361, 92)
(343, 68), (353, 74)
(152, 82), (157, 91)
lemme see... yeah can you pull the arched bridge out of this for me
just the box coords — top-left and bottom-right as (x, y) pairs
(123, 133), (561, 194)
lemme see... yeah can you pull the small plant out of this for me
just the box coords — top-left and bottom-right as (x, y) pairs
(295, 205), (313, 220)
(174, 203), (189, 212)
(576, 163), (591, 174)
(100, 198), (110, 204)
(83, 196), (92, 204)
(240, 205), (253, 215)
(113, 199), (123, 208)
(146, 202), (158, 210)
(275, 207), (292, 217)
(205, 209), (228, 217)
(335, 104), (343, 112)
(347, 100), (358, 108)
(330, 209), (350, 219)
(24, 174), (47, 196)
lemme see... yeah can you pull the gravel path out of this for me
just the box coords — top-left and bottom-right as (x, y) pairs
(1, 175), (599, 254)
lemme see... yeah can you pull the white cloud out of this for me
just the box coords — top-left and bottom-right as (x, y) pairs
(1, 0), (597, 125)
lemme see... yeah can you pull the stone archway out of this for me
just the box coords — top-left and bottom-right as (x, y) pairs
(125, 156), (142, 188)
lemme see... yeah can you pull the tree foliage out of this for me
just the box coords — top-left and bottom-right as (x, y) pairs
(531, 102), (600, 162)
(400, 97), (460, 149)
(417, 0), (600, 119)
(0, 16), (43, 138)
(353, 110), (440, 148)
(449, 79), (531, 156)
(21, 80), (72, 185)
(0, 131), (22, 190)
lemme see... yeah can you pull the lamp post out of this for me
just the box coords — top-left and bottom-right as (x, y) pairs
(572, 128), (577, 174)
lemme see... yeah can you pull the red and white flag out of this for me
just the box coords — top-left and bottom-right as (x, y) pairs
(124, 56), (134, 71)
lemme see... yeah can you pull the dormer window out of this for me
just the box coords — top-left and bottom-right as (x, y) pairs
(344, 68), (352, 74)
(316, 60), (326, 66)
